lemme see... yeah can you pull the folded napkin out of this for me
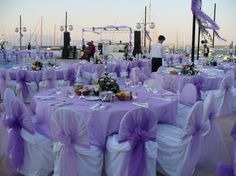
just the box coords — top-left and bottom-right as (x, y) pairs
(35, 95), (56, 100)
(132, 102), (149, 108)
(90, 103), (108, 110)
(154, 97), (176, 102)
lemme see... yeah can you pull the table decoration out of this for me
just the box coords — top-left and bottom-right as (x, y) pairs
(74, 85), (91, 96)
(32, 61), (43, 71)
(181, 64), (199, 75)
(93, 76), (120, 96)
(169, 69), (178, 75)
(116, 90), (132, 101)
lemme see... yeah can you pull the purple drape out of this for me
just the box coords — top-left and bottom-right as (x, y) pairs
(51, 109), (90, 176)
(0, 69), (8, 94)
(43, 69), (57, 89)
(64, 67), (76, 86)
(16, 70), (32, 101)
(3, 99), (34, 175)
(118, 108), (157, 176)
(113, 65), (121, 77)
(192, 75), (205, 101)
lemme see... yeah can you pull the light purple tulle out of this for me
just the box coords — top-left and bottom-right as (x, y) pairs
(118, 108), (157, 176)
(3, 98), (34, 175)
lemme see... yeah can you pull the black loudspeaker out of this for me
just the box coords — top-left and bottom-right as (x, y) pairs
(64, 32), (70, 47)
(62, 32), (71, 59)
(133, 31), (141, 56)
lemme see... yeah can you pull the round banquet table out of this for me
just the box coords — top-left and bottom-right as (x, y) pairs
(32, 86), (177, 149)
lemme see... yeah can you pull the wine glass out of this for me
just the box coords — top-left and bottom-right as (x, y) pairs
(125, 78), (131, 88)
(132, 92), (138, 101)
(67, 90), (75, 99)
(55, 87), (62, 95)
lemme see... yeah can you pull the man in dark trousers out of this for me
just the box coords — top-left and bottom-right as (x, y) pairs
(203, 44), (209, 57)
(150, 35), (166, 72)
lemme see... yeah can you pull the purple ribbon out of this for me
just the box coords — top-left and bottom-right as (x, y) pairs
(113, 65), (121, 77)
(118, 108), (156, 176)
(3, 99), (34, 175)
(193, 75), (205, 100)
(191, 0), (226, 41)
(43, 69), (57, 89)
(57, 134), (78, 176)
(0, 69), (8, 92)
(16, 70), (31, 101)
(64, 67), (76, 86)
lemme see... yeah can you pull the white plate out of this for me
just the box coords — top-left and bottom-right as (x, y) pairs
(85, 96), (100, 101)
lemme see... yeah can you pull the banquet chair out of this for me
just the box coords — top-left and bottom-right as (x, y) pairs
(105, 108), (158, 176)
(51, 108), (103, 176)
(3, 98), (55, 176)
(64, 66), (77, 86)
(0, 88), (16, 159)
(162, 75), (178, 93)
(130, 67), (149, 84)
(198, 93), (229, 172)
(39, 69), (58, 90)
(225, 69), (235, 85)
(15, 70), (37, 103)
(205, 75), (234, 117)
(176, 83), (198, 128)
(0, 69), (16, 99)
(156, 101), (208, 176)
(216, 124), (236, 176)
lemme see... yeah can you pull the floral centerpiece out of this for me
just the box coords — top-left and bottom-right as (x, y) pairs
(93, 76), (120, 96)
(32, 61), (43, 71)
(181, 64), (199, 76)
(94, 55), (103, 64)
(47, 60), (56, 67)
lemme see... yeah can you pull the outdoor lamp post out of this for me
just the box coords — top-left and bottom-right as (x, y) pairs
(15, 15), (27, 50)
(136, 6), (155, 52)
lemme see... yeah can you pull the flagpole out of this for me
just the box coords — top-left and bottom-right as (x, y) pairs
(212, 3), (216, 48)
(196, 0), (202, 60)
(144, 6), (147, 50)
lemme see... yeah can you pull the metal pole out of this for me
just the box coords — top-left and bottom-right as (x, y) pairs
(196, 0), (202, 60)
(65, 12), (68, 32)
(212, 3), (216, 48)
(40, 17), (43, 49)
(191, 14), (196, 66)
(144, 6), (147, 50)
(20, 15), (22, 50)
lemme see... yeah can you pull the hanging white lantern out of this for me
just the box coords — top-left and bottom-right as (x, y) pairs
(15, 28), (19, 33)
(60, 26), (64, 32)
(149, 22), (155, 29)
(68, 25), (73, 31)
(23, 27), (27, 32)
(136, 23), (141, 30)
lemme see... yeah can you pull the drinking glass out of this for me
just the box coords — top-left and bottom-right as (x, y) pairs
(132, 92), (138, 101)
(55, 87), (62, 95)
(67, 90), (75, 99)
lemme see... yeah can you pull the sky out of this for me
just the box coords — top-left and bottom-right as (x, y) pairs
(0, 0), (235, 47)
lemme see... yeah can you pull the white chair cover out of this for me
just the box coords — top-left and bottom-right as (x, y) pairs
(198, 93), (229, 171)
(176, 83), (198, 128)
(0, 69), (16, 99)
(216, 76), (233, 116)
(157, 101), (208, 176)
(51, 108), (103, 176)
(105, 108), (157, 176)
(3, 98), (54, 176)
(15, 70), (37, 103)
(0, 88), (16, 159)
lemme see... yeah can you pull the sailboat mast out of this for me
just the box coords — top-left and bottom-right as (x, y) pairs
(40, 17), (43, 49)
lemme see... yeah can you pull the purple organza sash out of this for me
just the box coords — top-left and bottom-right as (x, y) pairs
(0, 69), (8, 93)
(58, 133), (78, 176)
(113, 65), (121, 77)
(3, 99), (34, 175)
(16, 70), (32, 100)
(64, 67), (76, 86)
(43, 69), (56, 89)
(193, 75), (205, 101)
(118, 108), (157, 176)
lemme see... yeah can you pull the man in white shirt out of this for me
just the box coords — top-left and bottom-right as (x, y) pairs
(150, 35), (166, 72)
